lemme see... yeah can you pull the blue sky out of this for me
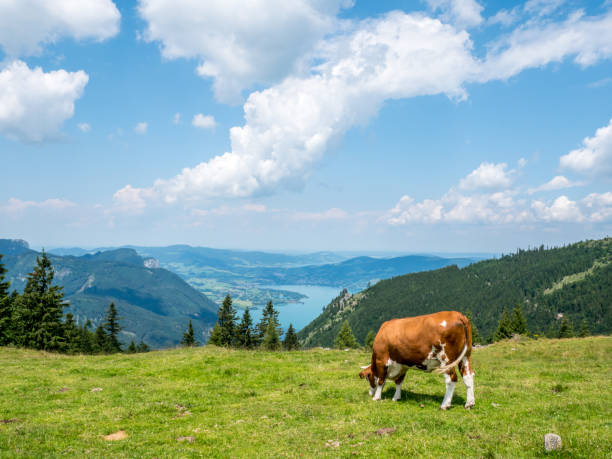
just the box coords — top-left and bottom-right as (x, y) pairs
(1, 0), (611, 253)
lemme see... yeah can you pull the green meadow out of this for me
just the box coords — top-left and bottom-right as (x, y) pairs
(1, 337), (610, 458)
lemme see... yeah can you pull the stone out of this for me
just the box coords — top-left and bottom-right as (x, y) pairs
(177, 436), (195, 443)
(103, 430), (127, 441)
(375, 427), (396, 436)
(544, 433), (562, 451)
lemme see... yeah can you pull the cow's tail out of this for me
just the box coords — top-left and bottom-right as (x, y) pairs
(433, 315), (471, 375)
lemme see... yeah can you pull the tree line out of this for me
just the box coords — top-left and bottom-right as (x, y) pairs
(0, 252), (149, 354)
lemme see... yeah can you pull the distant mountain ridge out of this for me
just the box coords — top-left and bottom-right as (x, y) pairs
(1, 240), (218, 348)
(298, 238), (612, 347)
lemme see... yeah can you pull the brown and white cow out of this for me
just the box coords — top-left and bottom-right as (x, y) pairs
(359, 311), (475, 410)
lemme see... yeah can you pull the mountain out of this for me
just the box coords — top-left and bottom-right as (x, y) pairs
(1, 240), (218, 348)
(298, 238), (612, 347)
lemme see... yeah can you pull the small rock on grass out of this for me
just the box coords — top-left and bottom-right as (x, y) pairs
(491, 402), (500, 407)
(0, 419), (19, 424)
(58, 387), (70, 393)
(177, 436), (195, 443)
(90, 387), (103, 392)
(544, 433), (562, 451)
(325, 440), (340, 448)
(375, 427), (396, 436)
(103, 430), (127, 441)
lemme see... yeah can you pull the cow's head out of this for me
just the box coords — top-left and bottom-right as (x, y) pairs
(359, 365), (375, 389)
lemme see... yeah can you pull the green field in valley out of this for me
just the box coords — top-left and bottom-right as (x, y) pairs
(1, 337), (610, 457)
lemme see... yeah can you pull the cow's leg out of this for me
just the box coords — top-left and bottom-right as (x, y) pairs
(372, 359), (387, 401)
(440, 369), (457, 410)
(392, 373), (406, 402)
(459, 356), (475, 409)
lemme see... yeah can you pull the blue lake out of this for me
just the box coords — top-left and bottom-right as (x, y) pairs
(249, 284), (342, 332)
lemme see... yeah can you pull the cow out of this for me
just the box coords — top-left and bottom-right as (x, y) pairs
(358, 311), (475, 410)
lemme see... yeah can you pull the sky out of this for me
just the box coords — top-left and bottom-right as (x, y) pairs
(1, 0), (611, 253)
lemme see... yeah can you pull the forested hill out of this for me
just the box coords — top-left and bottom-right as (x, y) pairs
(298, 238), (612, 347)
(0, 240), (218, 348)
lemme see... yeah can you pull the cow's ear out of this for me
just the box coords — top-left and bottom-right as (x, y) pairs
(359, 371), (365, 379)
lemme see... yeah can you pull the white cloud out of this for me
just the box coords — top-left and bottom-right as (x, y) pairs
(0, 60), (89, 142)
(134, 122), (148, 134)
(292, 208), (348, 221)
(192, 114), (216, 130)
(459, 162), (513, 190)
(77, 122), (91, 132)
(560, 117), (612, 176)
(524, 0), (566, 17)
(2, 197), (77, 213)
(531, 195), (583, 222)
(582, 192), (612, 222)
(0, 0), (120, 57)
(528, 175), (582, 194)
(481, 10), (612, 81)
(488, 8), (521, 27)
(138, 0), (350, 103)
(173, 113), (181, 124)
(425, 0), (484, 28)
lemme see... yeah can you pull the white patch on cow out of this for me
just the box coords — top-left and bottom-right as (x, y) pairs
(392, 381), (403, 401)
(373, 382), (385, 401)
(369, 386), (375, 397)
(441, 373), (456, 410)
(385, 358), (405, 380)
(463, 372), (475, 409)
(440, 320), (447, 327)
(462, 357), (472, 376)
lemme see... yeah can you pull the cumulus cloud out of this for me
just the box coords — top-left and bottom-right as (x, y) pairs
(425, 0), (484, 28)
(582, 192), (612, 222)
(192, 114), (216, 130)
(560, 117), (612, 176)
(0, 60), (89, 142)
(531, 195), (583, 222)
(0, 0), (120, 56)
(134, 122), (148, 134)
(459, 162), (513, 190)
(77, 122), (91, 132)
(138, 0), (350, 103)
(528, 175), (583, 194)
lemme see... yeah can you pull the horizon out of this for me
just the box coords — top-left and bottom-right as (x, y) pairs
(2, 0), (611, 253)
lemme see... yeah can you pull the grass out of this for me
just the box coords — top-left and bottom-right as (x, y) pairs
(1, 337), (611, 458)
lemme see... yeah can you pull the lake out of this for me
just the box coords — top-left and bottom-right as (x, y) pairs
(249, 284), (342, 333)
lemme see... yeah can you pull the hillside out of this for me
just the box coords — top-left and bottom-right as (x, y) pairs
(0, 240), (218, 348)
(0, 337), (610, 457)
(299, 238), (612, 347)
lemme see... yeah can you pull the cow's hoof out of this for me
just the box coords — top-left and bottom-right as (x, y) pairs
(464, 402), (475, 409)
(440, 405), (449, 410)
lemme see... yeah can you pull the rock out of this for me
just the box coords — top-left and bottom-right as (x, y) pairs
(491, 402), (500, 407)
(177, 436), (195, 443)
(90, 387), (103, 392)
(103, 430), (127, 441)
(325, 440), (340, 448)
(58, 387), (70, 392)
(544, 433), (562, 451)
(375, 427), (396, 436)
(419, 404), (425, 408)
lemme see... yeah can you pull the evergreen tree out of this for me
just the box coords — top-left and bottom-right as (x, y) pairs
(262, 318), (281, 350)
(283, 323), (299, 350)
(93, 323), (108, 353)
(78, 320), (95, 354)
(236, 308), (255, 349)
(558, 316), (574, 338)
(208, 322), (223, 346)
(578, 319), (590, 337)
(214, 294), (237, 346)
(181, 320), (199, 347)
(127, 340), (137, 353)
(510, 303), (528, 335)
(0, 254), (13, 345)
(256, 300), (282, 344)
(63, 312), (80, 353)
(546, 321), (557, 339)
(334, 320), (359, 349)
(493, 308), (513, 341)
(11, 251), (66, 351)
(136, 341), (150, 352)
(103, 302), (122, 353)
(365, 330), (376, 350)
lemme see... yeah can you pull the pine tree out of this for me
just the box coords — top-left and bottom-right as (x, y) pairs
(63, 312), (80, 353)
(12, 251), (66, 351)
(93, 323), (108, 353)
(493, 308), (513, 341)
(262, 318), (281, 350)
(78, 320), (94, 354)
(510, 303), (528, 335)
(256, 300), (282, 345)
(127, 340), (137, 353)
(283, 323), (299, 350)
(208, 322), (223, 346)
(181, 320), (199, 347)
(334, 320), (359, 349)
(578, 319), (590, 337)
(558, 317), (574, 338)
(365, 330), (376, 350)
(103, 302), (122, 353)
(236, 308), (255, 349)
(0, 254), (13, 345)
(213, 294), (237, 346)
